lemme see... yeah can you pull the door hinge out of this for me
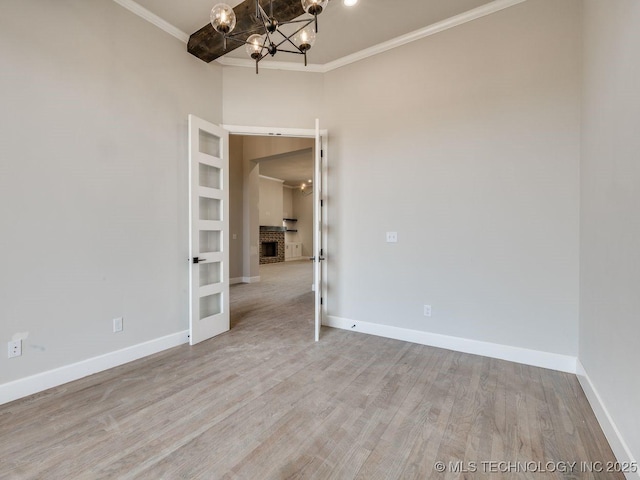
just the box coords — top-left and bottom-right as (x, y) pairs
(320, 248), (324, 256)
(320, 199), (324, 207)
(321, 297), (323, 305)
(321, 149), (324, 158)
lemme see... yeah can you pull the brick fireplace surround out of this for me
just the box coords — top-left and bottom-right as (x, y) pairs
(259, 227), (285, 264)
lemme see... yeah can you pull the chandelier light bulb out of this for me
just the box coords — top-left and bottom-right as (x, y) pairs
(246, 34), (264, 59)
(294, 25), (316, 52)
(301, 0), (328, 16)
(210, 4), (236, 34)
(343, 0), (358, 5)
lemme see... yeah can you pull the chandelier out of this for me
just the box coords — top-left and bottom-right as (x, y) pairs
(210, 0), (329, 73)
(300, 179), (313, 196)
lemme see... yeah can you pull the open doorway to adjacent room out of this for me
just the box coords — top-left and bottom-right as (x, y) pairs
(227, 133), (317, 330)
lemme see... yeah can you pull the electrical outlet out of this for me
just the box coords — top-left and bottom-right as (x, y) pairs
(423, 305), (432, 317)
(8, 340), (22, 358)
(386, 232), (398, 243)
(113, 317), (123, 333)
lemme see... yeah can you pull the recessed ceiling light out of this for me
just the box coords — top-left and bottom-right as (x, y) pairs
(343, 0), (358, 6)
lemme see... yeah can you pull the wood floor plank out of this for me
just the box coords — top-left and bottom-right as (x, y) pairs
(352, 346), (441, 480)
(0, 260), (623, 479)
(398, 351), (459, 479)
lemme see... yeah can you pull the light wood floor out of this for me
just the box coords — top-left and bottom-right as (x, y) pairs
(0, 261), (621, 479)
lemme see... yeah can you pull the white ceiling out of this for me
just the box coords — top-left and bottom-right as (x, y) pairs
(128, 0), (495, 66)
(256, 148), (314, 187)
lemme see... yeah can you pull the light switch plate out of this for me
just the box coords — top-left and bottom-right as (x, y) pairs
(113, 317), (123, 333)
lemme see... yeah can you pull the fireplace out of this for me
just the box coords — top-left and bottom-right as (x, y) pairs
(261, 241), (277, 258)
(259, 227), (285, 264)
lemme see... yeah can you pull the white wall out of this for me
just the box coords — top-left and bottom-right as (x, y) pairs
(291, 188), (314, 257)
(223, 67), (324, 129)
(283, 187), (293, 219)
(258, 176), (284, 226)
(229, 135), (244, 280)
(580, 0), (640, 464)
(0, 0), (222, 386)
(322, 0), (582, 355)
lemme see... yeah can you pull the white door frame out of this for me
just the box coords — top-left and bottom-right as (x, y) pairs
(223, 123), (328, 338)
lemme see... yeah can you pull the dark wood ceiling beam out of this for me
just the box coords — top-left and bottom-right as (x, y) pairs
(188, 0), (305, 63)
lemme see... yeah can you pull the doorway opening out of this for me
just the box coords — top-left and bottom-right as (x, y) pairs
(224, 123), (326, 342)
(227, 134), (315, 327)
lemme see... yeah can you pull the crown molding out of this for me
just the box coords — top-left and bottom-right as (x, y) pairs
(215, 56), (326, 73)
(322, 0), (527, 72)
(259, 175), (285, 183)
(112, 0), (190, 44)
(113, 0), (526, 72)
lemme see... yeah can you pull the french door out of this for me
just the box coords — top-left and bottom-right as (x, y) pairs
(188, 115), (230, 345)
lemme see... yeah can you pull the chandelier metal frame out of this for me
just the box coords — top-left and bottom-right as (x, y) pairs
(211, 0), (327, 74)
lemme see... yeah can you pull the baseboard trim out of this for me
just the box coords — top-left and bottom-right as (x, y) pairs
(324, 316), (577, 373)
(231, 276), (260, 285)
(0, 330), (189, 406)
(576, 361), (639, 480)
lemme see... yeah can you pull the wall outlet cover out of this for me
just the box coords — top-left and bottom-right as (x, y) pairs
(8, 340), (22, 358)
